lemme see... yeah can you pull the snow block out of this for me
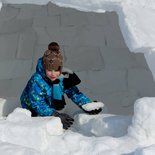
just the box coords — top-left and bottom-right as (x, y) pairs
(128, 69), (155, 96)
(0, 108), (63, 151)
(0, 142), (41, 155)
(47, 2), (63, 15)
(0, 33), (18, 60)
(61, 11), (88, 26)
(104, 90), (138, 114)
(128, 97), (155, 145)
(33, 16), (60, 28)
(46, 26), (77, 45)
(74, 113), (131, 137)
(135, 145), (155, 155)
(0, 5), (19, 22)
(34, 27), (51, 45)
(0, 19), (33, 34)
(101, 47), (145, 69)
(64, 46), (104, 71)
(104, 12), (126, 48)
(0, 77), (29, 98)
(17, 29), (36, 59)
(0, 60), (32, 80)
(87, 70), (127, 94)
(16, 4), (47, 19)
(72, 25), (106, 46)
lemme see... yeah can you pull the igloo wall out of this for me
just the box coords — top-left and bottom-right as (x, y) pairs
(0, 2), (155, 116)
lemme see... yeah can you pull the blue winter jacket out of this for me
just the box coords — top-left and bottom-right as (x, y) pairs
(20, 58), (91, 116)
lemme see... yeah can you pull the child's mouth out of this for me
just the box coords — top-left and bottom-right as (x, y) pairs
(50, 77), (56, 81)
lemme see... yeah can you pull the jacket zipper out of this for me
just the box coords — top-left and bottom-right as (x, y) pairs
(51, 84), (54, 106)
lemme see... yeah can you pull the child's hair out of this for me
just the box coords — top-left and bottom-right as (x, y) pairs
(48, 42), (60, 52)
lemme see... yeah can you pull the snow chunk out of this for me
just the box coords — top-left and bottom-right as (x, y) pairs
(135, 145), (155, 155)
(0, 141), (41, 155)
(0, 108), (63, 151)
(74, 113), (131, 137)
(6, 107), (31, 122)
(128, 97), (155, 145)
(82, 102), (104, 111)
(46, 117), (63, 135)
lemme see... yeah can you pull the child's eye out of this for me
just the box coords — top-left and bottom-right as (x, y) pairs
(55, 66), (62, 71)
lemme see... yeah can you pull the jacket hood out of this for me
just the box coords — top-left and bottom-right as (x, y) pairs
(36, 57), (63, 83)
(36, 57), (46, 77)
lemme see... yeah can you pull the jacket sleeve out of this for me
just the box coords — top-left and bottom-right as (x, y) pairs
(28, 80), (55, 116)
(64, 86), (91, 107)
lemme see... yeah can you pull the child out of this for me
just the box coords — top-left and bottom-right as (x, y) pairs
(20, 42), (104, 130)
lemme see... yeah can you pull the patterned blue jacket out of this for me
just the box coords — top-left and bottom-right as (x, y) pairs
(20, 58), (91, 116)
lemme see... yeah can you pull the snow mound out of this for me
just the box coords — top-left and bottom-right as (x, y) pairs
(135, 145), (155, 155)
(74, 113), (131, 137)
(0, 97), (155, 154)
(0, 108), (63, 151)
(6, 107), (31, 122)
(0, 142), (41, 155)
(128, 97), (155, 145)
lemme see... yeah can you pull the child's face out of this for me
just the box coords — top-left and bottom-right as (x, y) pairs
(45, 69), (61, 81)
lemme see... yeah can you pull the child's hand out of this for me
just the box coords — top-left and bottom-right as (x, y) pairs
(81, 101), (104, 115)
(53, 111), (74, 130)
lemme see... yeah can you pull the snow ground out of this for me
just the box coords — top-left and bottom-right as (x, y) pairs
(0, 97), (155, 155)
(0, 0), (154, 155)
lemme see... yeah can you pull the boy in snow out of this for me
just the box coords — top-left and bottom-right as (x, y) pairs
(20, 42), (104, 130)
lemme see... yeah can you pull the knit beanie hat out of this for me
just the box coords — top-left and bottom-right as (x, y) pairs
(43, 50), (63, 71)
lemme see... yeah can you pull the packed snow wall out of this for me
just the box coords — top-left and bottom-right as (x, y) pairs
(0, 2), (155, 116)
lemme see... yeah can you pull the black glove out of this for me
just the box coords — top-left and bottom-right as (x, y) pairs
(53, 111), (74, 130)
(82, 108), (102, 115)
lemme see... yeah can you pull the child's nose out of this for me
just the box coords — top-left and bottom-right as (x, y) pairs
(51, 70), (55, 75)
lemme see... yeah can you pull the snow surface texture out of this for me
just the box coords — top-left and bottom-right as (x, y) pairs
(1, 0), (155, 79)
(0, 98), (155, 154)
(0, 1), (154, 116)
(0, 0), (154, 154)
(0, 108), (63, 152)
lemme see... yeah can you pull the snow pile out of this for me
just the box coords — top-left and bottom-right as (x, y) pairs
(135, 145), (155, 155)
(0, 108), (63, 151)
(6, 108), (31, 122)
(0, 142), (41, 155)
(74, 113), (131, 137)
(1, 98), (155, 154)
(128, 97), (155, 145)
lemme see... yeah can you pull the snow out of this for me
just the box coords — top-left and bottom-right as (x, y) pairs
(0, 0), (154, 154)
(0, 97), (154, 154)
(128, 97), (155, 145)
(1, 0), (155, 79)
(81, 101), (104, 111)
